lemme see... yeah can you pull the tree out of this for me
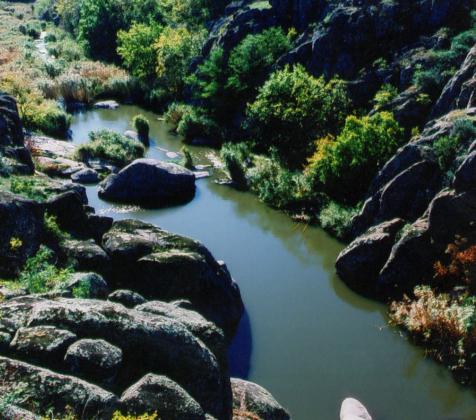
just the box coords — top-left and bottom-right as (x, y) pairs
(306, 112), (405, 203)
(117, 23), (161, 80)
(226, 27), (291, 101)
(155, 26), (204, 97)
(246, 64), (349, 167)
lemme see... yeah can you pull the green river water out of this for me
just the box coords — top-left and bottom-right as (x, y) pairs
(69, 105), (476, 420)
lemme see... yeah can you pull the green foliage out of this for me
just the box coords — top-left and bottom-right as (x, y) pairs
(248, 155), (309, 210)
(117, 23), (162, 80)
(44, 212), (70, 243)
(318, 201), (359, 240)
(72, 281), (91, 298)
(19, 246), (72, 293)
(433, 118), (476, 178)
(307, 112), (405, 204)
(158, 0), (228, 27)
(221, 142), (251, 190)
(76, 129), (145, 167)
(246, 64), (350, 167)
(78, 0), (162, 61)
(181, 146), (194, 169)
(133, 114), (150, 142)
(226, 27), (291, 100)
(186, 47), (227, 114)
(373, 84), (398, 111)
(155, 26), (205, 98)
(177, 106), (222, 144)
(164, 102), (194, 131)
(9, 176), (51, 202)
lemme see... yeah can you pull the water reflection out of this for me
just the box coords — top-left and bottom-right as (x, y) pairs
(228, 310), (253, 379)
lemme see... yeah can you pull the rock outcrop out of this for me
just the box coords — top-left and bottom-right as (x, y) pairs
(98, 159), (196, 208)
(231, 378), (290, 420)
(102, 219), (244, 336)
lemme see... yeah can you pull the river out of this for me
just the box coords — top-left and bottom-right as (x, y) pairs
(69, 105), (476, 420)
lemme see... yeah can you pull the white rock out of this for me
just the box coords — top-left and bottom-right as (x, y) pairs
(340, 398), (372, 420)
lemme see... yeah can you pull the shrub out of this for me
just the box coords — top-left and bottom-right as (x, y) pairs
(19, 246), (72, 293)
(133, 114), (150, 143)
(372, 84), (398, 111)
(155, 26), (205, 98)
(117, 23), (162, 81)
(221, 142), (251, 190)
(306, 112), (405, 204)
(390, 286), (476, 375)
(76, 129), (145, 167)
(10, 176), (52, 202)
(177, 107), (222, 144)
(226, 27), (291, 101)
(181, 146), (194, 169)
(318, 201), (359, 240)
(245, 64), (350, 167)
(248, 155), (309, 210)
(164, 102), (195, 131)
(44, 212), (70, 243)
(112, 412), (158, 420)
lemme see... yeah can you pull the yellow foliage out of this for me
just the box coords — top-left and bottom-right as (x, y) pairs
(304, 134), (335, 174)
(9, 237), (23, 251)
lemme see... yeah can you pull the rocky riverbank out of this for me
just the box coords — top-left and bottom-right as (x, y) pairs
(0, 93), (290, 419)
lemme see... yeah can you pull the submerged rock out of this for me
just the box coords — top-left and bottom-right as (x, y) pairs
(231, 378), (290, 420)
(98, 159), (196, 208)
(94, 100), (119, 110)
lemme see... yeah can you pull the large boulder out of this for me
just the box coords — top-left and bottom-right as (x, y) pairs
(0, 93), (34, 174)
(0, 191), (45, 277)
(0, 296), (230, 419)
(454, 150), (476, 192)
(231, 378), (290, 420)
(10, 326), (77, 366)
(64, 339), (123, 384)
(137, 300), (227, 362)
(336, 218), (405, 296)
(108, 289), (147, 308)
(98, 159), (196, 208)
(120, 374), (206, 419)
(60, 239), (111, 276)
(102, 219), (243, 336)
(432, 45), (476, 118)
(61, 272), (110, 299)
(0, 355), (119, 418)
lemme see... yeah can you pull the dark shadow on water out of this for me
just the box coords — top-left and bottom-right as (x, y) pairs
(228, 309), (252, 379)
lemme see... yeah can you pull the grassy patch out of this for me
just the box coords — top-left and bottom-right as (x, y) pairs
(76, 129), (145, 167)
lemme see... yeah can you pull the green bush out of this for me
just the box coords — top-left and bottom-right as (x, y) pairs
(319, 201), (359, 240)
(226, 27), (291, 101)
(306, 112), (405, 204)
(164, 102), (195, 131)
(246, 64), (350, 167)
(372, 84), (398, 111)
(181, 146), (194, 170)
(25, 103), (71, 138)
(76, 129), (145, 167)
(117, 23), (162, 81)
(44, 212), (70, 243)
(177, 107), (222, 144)
(133, 114), (150, 142)
(9, 176), (53, 202)
(19, 246), (72, 294)
(248, 155), (309, 210)
(221, 142), (251, 190)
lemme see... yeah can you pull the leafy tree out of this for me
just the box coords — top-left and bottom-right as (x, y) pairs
(306, 112), (405, 203)
(246, 64), (350, 167)
(117, 23), (162, 80)
(78, 0), (162, 61)
(226, 27), (291, 101)
(56, 0), (82, 36)
(158, 0), (228, 27)
(155, 26), (204, 97)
